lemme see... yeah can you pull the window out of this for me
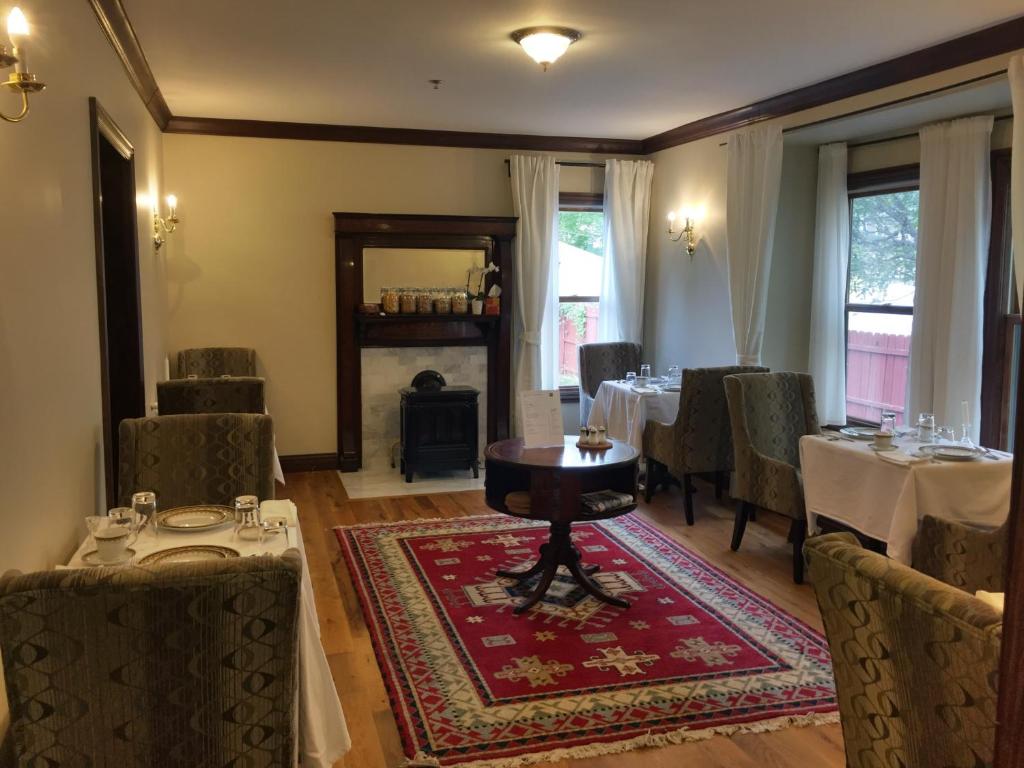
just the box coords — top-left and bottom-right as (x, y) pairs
(845, 172), (919, 426)
(557, 194), (604, 398)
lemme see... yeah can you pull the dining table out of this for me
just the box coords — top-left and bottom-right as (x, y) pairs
(66, 500), (350, 768)
(586, 379), (680, 452)
(800, 433), (1012, 563)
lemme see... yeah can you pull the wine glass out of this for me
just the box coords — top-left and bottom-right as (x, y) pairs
(936, 426), (956, 444)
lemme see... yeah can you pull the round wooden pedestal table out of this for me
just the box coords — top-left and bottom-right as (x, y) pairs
(484, 436), (640, 615)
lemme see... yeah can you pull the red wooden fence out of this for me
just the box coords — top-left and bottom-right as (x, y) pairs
(846, 330), (911, 425)
(559, 306), (599, 379)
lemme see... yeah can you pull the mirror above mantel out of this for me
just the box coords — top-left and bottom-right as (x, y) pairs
(362, 248), (485, 304)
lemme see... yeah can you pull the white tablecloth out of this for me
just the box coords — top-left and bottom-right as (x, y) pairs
(587, 380), (680, 451)
(67, 500), (349, 767)
(800, 435), (1012, 563)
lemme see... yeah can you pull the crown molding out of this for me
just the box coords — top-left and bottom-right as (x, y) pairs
(642, 15), (1024, 153)
(87, 0), (171, 130)
(164, 115), (644, 154)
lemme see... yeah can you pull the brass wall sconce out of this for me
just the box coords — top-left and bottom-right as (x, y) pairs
(666, 208), (700, 257)
(1, 7), (45, 123)
(153, 194), (179, 251)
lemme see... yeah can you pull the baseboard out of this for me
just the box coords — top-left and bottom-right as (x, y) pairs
(278, 453), (340, 473)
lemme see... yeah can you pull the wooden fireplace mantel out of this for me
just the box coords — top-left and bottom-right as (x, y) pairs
(334, 212), (517, 472)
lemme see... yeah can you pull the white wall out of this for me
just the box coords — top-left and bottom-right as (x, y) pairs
(163, 137), (612, 455)
(0, 0), (166, 730)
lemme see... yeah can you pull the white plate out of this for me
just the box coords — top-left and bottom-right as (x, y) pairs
(840, 427), (877, 440)
(82, 548), (136, 566)
(157, 505), (233, 531)
(917, 444), (983, 462)
(662, 384), (681, 392)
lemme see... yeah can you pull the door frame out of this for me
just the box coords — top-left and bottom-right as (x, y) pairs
(89, 97), (145, 509)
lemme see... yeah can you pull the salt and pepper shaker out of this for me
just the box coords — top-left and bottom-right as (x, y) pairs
(597, 427), (607, 446)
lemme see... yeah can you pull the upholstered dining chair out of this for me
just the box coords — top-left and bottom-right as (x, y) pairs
(578, 341), (642, 424)
(724, 371), (819, 583)
(912, 516), (1008, 593)
(0, 552), (302, 767)
(805, 533), (1001, 768)
(642, 365), (768, 524)
(176, 346), (257, 378)
(118, 413), (275, 509)
(157, 376), (266, 415)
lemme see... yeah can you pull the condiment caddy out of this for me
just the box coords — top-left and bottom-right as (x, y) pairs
(577, 425), (612, 450)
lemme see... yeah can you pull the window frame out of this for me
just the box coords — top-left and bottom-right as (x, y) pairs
(844, 165), (921, 427)
(557, 192), (603, 403)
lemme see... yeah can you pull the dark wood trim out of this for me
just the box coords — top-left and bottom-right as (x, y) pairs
(643, 16), (1024, 153)
(89, 98), (145, 509)
(847, 163), (920, 192)
(995, 331), (1024, 767)
(87, 0), (171, 129)
(278, 453), (341, 473)
(335, 214), (516, 471)
(845, 303), (914, 316)
(981, 149), (1015, 449)
(558, 192), (604, 211)
(166, 115), (643, 154)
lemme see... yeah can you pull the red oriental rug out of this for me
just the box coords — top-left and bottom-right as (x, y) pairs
(336, 514), (837, 767)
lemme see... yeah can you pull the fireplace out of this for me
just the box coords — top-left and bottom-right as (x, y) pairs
(399, 371), (480, 482)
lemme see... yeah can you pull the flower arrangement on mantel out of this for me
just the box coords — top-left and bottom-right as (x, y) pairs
(466, 262), (500, 315)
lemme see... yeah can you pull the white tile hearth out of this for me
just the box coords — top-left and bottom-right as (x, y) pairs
(361, 347), (488, 471)
(338, 467), (485, 500)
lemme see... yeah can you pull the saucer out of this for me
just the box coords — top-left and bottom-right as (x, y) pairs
(82, 548), (136, 566)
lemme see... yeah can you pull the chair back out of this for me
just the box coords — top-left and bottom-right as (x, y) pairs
(724, 371), (818, 467)
(578, 342), (641, 399)
(158, 376), (265, 415)
(676, 365), (768, 472)
(176, 347), (256, 378)
(805, 533), (1001, 768)
(118, 413), (275, 508)
(0, 552), (301, 767)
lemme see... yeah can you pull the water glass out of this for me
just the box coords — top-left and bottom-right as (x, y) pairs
(640, 364), (652, 380)
(234, 494), (262, 542)
(917, 412), (935, 443)
(625, 371), (637, 385)
(131, 491), (158, 539)
(880, 411), (896, 436)
(667, 365), (681, 382)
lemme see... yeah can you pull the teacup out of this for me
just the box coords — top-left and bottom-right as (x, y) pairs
(94, 527), (134, 562)
(872, 431), (894, 450)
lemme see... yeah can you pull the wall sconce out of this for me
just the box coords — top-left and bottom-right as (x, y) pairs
(667, 206), (703, 257)
(1, 7), (46, 123)
(153, 194), (179, 251)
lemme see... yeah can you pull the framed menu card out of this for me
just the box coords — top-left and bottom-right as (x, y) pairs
(519, 390), (565, 448)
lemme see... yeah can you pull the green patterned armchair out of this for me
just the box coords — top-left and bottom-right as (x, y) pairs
(176, 347), (256, 378)
(157, 376), (266, 415)
(805, 533), (1001, 768)
(642, 365), (767, 524)
(912, 516), (1008, 593)
(578, 342), (642, 425)
(0, 551), (302, 767)
(724, 371), (819, 583)
(118, 413), (275, 509)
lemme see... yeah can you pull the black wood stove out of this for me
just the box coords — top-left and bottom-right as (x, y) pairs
(399, 370), (480, 483)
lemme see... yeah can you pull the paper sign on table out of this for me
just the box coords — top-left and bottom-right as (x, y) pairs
(519, 390), (565, 448)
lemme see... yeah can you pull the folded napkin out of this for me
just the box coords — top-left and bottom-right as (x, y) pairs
(631, 386), (658, 395)
(874, 450), (928, 467)
(975, 590), (1005, 613)
(581, 490), (634, 515)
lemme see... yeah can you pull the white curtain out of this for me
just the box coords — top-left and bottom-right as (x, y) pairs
(726, 124), (784, 365)
(510, 155), (560, 430)
(1010, 56), (1024, 306)
(598, 159), (655, 343)
(909, 116), (993, 442)
(808, 143), (850, 425)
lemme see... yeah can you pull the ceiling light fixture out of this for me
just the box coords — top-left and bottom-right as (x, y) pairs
(510, 27), (581, 71)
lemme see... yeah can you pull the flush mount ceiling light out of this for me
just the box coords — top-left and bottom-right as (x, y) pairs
(510, 26), (581, 71)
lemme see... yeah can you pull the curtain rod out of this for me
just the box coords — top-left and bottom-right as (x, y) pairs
(716, 69), (1009, 147)
(503, 159), (605, 168)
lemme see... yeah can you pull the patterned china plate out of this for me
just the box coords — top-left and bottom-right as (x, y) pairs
(916, 444), (984, 462)
(662, 384), (681, 392)
(138, 545), (240, 565)
(157, 505), (233, 531)
(82, 548), (136, 566)
(839, 427), (877, 440)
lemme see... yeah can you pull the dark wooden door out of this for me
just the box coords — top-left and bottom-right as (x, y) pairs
(90, 98), (145, 509)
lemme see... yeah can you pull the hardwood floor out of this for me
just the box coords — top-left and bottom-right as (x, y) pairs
(284, 470), (845, 767)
